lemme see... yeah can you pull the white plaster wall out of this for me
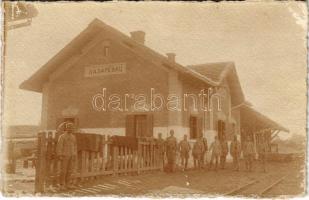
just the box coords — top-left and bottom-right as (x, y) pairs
(79, 128), (125, 136)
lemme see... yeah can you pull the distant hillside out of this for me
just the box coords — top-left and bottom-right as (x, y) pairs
(5, 125), (39, 139)
(273, 134), (306, 153)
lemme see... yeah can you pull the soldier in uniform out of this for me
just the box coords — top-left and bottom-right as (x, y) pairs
(201, 136), (208, 169)
(230, 135), (241, 171)
(179, 134), (191, 170)
(192, 136), (205, 170)
(209, 136), (221, 171)
(258, 132), (268, 172)
(243, 135), (255, 172)
(56, 122), (77, 190)
(156, 133), (166, 169)
(220, 134), (229, 169)
(166, 130), (177, 172)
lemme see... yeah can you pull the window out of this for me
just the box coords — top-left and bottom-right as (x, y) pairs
(190, 116), (198, 139)
(102, 40), (111, 57)
(103, 46), (109, 57)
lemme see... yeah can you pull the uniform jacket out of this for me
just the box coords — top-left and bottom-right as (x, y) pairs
(179, 140), (191, 154)
(166, 136), (177, 153)
(221, 140), (229, 155)
(243, 141), (255, 156)
(192, 139), (204, 156)
(210, 140), (222, 156)
(156, 138), (166, 154)
(56, 133), (77, 157)
(202, 138), (208, 152)
(230, 140), (241, 157)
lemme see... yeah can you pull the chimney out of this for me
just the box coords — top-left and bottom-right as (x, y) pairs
(166, 53), (176, 63)
(130, 31), (145, 44)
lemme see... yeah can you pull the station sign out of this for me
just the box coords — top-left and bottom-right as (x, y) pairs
(84, 63), (126, 77)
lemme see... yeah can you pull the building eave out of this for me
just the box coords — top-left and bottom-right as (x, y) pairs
(240, 104), (289, 133)
(20, 18), (218, 93)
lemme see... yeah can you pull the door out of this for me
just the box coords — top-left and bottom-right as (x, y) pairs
(126, 114), (153, 137)
(217, 120), (226, 140)
(135, 115), (147, 137)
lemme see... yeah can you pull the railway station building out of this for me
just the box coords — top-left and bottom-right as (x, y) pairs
(20, 19), (288, 151)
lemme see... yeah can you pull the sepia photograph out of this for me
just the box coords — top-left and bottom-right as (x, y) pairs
(1, 1), (307, 198)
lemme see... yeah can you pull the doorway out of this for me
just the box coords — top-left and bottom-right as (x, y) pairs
(126, 114), (153, 138)
(217, 120), (226, 140)
(134, 115), (147, 137)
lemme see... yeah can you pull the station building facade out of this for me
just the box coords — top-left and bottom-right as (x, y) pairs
(20, 19), (287, 148)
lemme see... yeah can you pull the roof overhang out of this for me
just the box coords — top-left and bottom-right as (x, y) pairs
(239, 103), (289, 133)
(187, 62), (245, 106)
(20, 18), (219, 93)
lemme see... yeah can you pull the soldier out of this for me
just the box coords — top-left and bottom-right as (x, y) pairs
(230, 135), (241, 171)
(157, 133), (166, 169)
(220, 134), (229, 169)
(192, 136), (205, 170)
(258, 132), (268, 173)
(243, 135), (255, 172)
(179, 134), (191, 170)
(56, 122), (77, 190)
(201, 136), (208, 169)
(166, 130), (177, 172)
(209, 136), (221, 171)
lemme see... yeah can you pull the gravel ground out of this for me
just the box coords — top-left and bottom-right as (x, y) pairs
(2, 158), (305, 197)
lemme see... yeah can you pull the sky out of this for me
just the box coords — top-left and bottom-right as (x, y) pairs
(3, 2), (307, 139)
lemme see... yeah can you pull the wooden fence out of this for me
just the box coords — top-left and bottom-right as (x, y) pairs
(35, 131), (163, 193)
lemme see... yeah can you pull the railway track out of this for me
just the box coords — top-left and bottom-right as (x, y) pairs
(47, 178), (147, 196)
(225, 174), (287, 197)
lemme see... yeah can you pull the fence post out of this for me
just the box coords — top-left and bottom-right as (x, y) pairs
(137, 139), (141, 175)
(45, 131), (53, 187)
(35, 131), (47, 193)
(80, 151), (86, 182)
(101, 135), (106, 172)
(113, 146), (118, 176)
(150, 141), (154, 170)
(106, 136), (111, 170)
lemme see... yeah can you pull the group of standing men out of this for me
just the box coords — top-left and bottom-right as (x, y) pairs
(157, 129), (232, 172)
(55, 123), (268, 190)
(157, 129), (268, 173)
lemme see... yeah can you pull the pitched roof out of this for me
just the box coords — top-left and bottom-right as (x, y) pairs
(20, 18), (218, 93)
(19, 19), (287, 134)
(187, 62), (245, 106)
(187, 62), (232, 83)
(189, 63), (288, 132)
(239, 103), (289, 132)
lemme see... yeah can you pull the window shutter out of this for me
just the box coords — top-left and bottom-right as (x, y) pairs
(189, 116), (194, 139)
(222, 121), (226, 139)
(146, 114), (154, 137)
(217, 120), (226, 140)
(198, 117), (203, 138)
(126, 115), (135, 137)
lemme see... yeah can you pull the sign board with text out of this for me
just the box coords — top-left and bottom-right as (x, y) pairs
(84, 63), (126, 77)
